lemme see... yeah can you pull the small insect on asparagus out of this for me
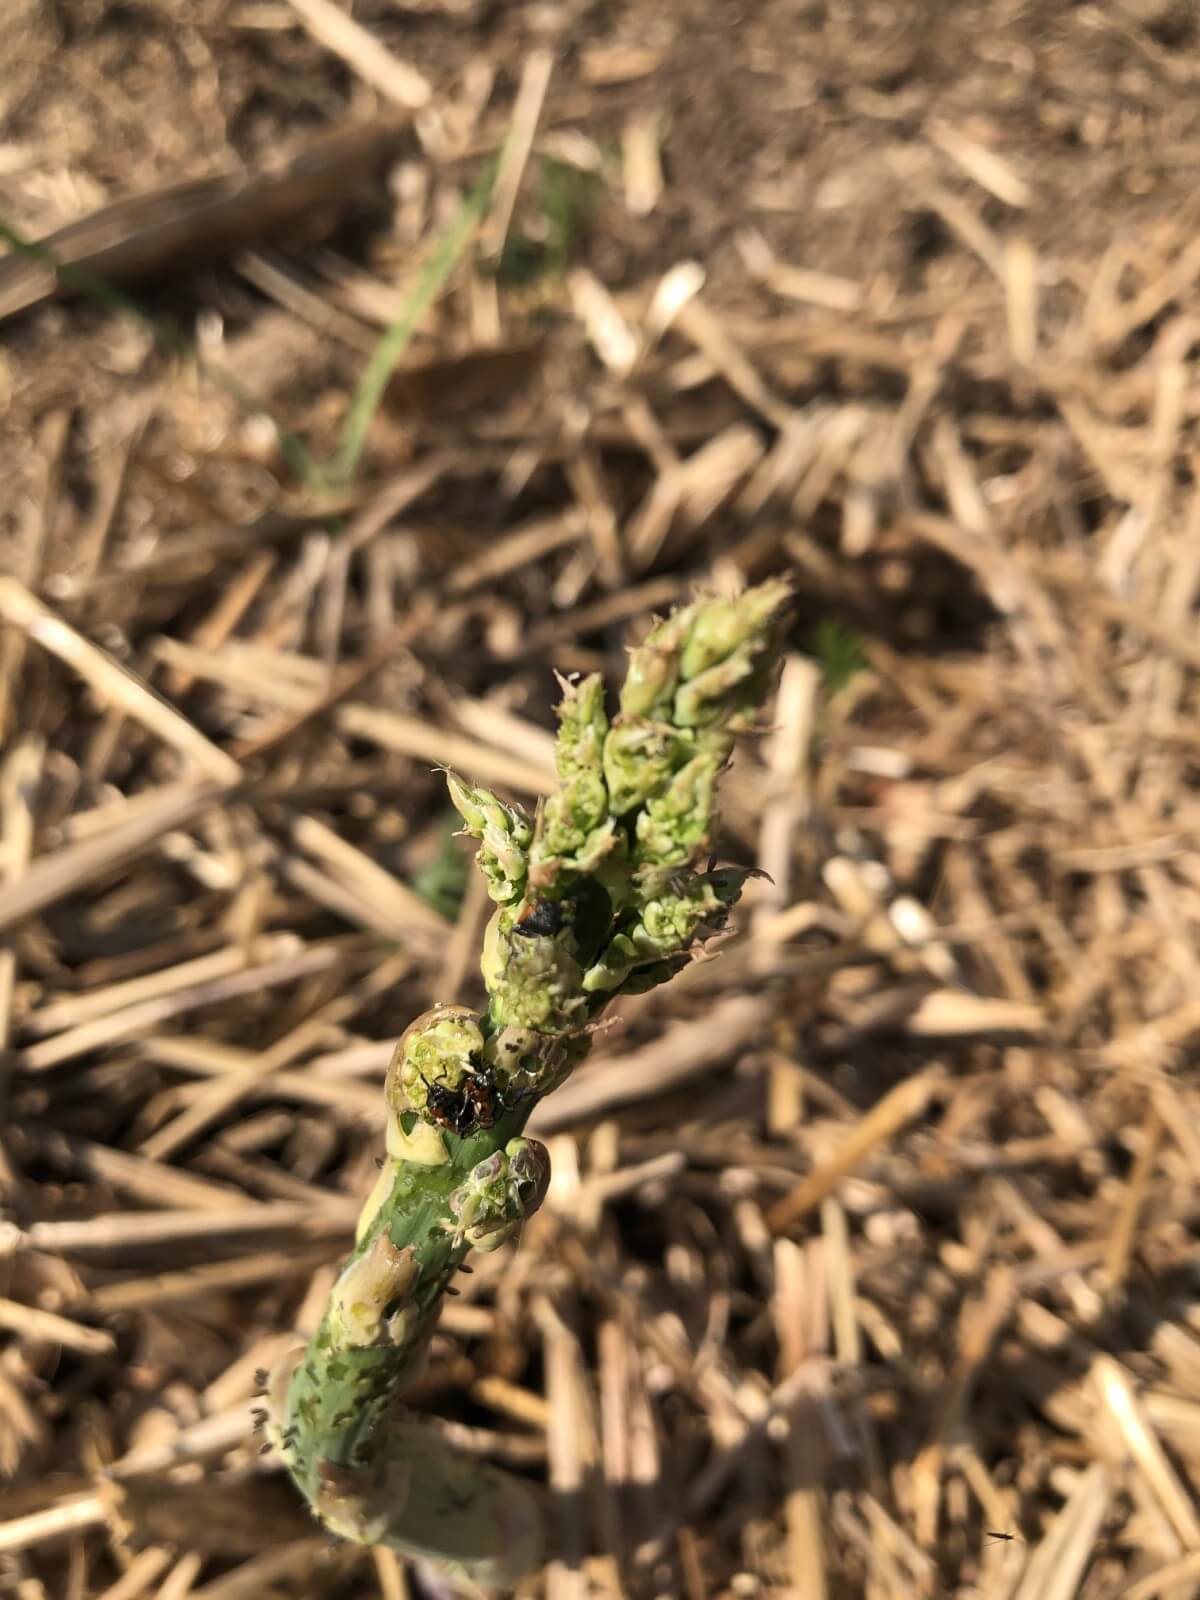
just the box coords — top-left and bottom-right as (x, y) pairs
(512, 897), (566, 937)
(278, 581), (794, 1585)
(420, 1066), (501, 1138)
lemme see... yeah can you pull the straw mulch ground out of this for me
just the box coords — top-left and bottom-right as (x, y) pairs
(4, 3), (1200, 1598)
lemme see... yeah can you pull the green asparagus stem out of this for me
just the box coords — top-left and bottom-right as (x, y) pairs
(272, 578), (792, 1586)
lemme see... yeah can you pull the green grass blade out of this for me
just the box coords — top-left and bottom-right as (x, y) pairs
(328, 165), (496, 486)
(3, 156), (497, 496)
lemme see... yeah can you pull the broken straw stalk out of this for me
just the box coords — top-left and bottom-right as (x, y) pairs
(265, 579), (792, 1586)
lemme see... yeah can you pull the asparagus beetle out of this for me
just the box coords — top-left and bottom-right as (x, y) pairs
(420, 1066), (501, 1137)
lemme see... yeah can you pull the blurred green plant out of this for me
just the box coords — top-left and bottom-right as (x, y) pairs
(330, 161), (496, 484)
(498, 158), (605, 286)
(805, 617), (867, 696)
(411, 813), (470, 921)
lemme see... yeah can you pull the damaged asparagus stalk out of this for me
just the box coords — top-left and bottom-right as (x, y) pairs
(269, 578), (792, 1586)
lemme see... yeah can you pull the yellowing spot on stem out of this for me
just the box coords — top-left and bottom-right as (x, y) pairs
(386, 1114), (449, 1166)
(329, 1236), (420, 1348)
(356, 1159), (398, 1244)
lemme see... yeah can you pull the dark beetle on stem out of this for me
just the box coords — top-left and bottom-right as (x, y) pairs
(421, 1068), (501, 1138)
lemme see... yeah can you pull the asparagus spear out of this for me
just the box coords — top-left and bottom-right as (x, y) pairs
(269, 578), (792, 1586)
